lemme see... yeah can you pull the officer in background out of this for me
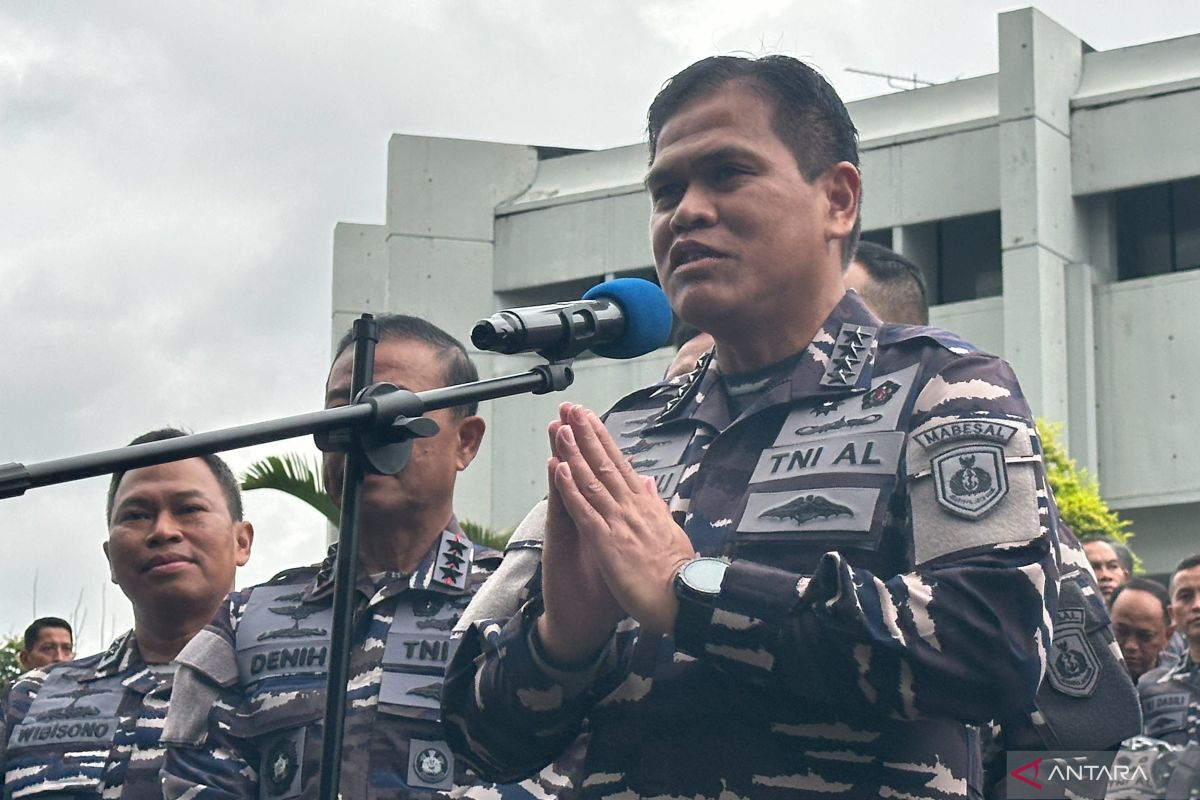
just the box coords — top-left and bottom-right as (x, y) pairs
(443, 55), (1064, 798)
(1082, 535), (1134, 604)
(1138, 554), (1200, 745)
(1111, 577), (1174, 682)
(162, 315), (499, 799)
(16, 618), (75, 674)
(0, 429), (254, 799)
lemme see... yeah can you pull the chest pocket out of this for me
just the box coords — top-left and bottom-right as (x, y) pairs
(739, 367), (914, 519)
(234, 585), (336, 800)
(604, 410), (698, 502)
(378, 593), (470, 719)
(1142, 688), (1193, 739)
(233, 586), (465, 798)
(5, 669), (124, 797)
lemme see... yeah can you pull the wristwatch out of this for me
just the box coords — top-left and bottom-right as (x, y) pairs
(672, 556), (729, 656)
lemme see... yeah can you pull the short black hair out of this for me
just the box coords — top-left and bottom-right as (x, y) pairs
(1110, 577), (1171, 625)
(1171, 554), (1200, 595)
(647, 54), (861, 265)
(1082, 536), (1134, 574)
(105, 428), (244, 524)
(333, 314), (480, 418)
(23, 617), (72, 652)
(850, 241), (930, 325)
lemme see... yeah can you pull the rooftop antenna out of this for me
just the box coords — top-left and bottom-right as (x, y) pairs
(845, 67), (936, 91)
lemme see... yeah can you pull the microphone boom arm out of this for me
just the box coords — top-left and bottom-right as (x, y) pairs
(0, 362), (575, 500)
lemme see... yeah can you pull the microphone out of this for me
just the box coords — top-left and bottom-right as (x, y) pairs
(471, 278), (672, 361)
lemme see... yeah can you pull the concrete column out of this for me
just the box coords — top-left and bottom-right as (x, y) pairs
(998, 8), (1088, 442)
(383, 135), (539, 347)
(894, 223), (938, 303)
(332, 135), (539, 531)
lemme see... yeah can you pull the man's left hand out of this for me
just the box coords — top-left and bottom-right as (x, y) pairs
(551, 404), (696, 636)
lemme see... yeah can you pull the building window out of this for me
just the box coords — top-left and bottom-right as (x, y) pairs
(860, 228), (893, 249)
(936, 212), (1002, 304)
(1116, 176), (1200, 280)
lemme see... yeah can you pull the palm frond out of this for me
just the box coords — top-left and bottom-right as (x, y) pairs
(460, 519), (514, 550)
(240, 453), (339, 525)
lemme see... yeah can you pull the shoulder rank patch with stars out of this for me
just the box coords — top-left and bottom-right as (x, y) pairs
(820, 324), (877, 388)
(435, 530), (470, 590)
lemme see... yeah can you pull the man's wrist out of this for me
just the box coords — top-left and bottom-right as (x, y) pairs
(672, 557), (729, 657)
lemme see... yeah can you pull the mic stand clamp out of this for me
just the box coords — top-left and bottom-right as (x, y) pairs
(531, 361), (574, 394)
(314, 383), (440, 476)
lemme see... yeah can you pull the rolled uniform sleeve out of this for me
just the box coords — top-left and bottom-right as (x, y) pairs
(161, 594), (258, 800)
(444, 592), (633, 784)
(0, 671), (45, 783)
(703, 352), (1057, 724)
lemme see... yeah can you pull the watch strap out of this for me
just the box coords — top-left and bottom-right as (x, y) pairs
(673, 560), (725, 657)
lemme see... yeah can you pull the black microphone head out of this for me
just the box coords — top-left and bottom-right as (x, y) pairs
(582, 278), (673, 359)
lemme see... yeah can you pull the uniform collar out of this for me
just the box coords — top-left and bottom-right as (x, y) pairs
(304, 515), (476, 603)
(1167, 653), (1200, 679)
(91, 629), (138, 678)
(653, 291), (883, 431)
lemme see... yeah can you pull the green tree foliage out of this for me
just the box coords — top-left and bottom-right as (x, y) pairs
(240, 454), (339, 525)
(0, 636), (24, 685)
(460, 519), (514, 551)
(1038, 419), (1135, 563)
(241, 452), (513, 549)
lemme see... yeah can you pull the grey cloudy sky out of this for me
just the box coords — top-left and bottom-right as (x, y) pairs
(2, 0), (1198, 654)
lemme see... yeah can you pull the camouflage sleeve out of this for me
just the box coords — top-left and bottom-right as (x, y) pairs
(161, 592), (259, 799)
(703, 352), (1058, 724)
(443, 585), (635, 783)
(0, 672), (44, 779)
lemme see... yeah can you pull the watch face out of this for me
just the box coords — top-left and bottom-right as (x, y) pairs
(681, 558), (727, 595)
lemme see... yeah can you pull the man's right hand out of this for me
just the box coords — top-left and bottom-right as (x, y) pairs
(536, 404), (625, 668)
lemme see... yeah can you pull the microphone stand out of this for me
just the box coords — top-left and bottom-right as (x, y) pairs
(0, 314), (576, 800)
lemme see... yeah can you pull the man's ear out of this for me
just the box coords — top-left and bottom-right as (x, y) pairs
(234, 521), (254, 567)
(455, 415), (486, 471)
(322, 452), (344, 510)
(17, 650), (31, 672)
(102, 540), (118, 584)
(822, 160), (861, 243)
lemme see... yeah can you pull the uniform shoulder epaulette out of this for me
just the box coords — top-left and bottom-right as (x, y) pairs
(611, 377), (676, 412)
(264, 563), (322, 585)
(877, 323), (985, 356)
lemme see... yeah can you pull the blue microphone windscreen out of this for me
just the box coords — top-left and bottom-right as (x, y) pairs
(582, 278), (673, 359)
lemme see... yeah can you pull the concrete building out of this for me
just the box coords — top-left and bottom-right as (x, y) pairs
(331, 7), (1200, 572)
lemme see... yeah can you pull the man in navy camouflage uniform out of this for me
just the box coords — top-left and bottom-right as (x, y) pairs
(161, 315), (501, 799)
(1139, 554), (1200, 745)
(1, 428), (254, 799)
(442, 55), (1065, 799)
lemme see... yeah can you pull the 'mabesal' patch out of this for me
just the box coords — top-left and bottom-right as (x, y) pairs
(932, 444), (1008, 519)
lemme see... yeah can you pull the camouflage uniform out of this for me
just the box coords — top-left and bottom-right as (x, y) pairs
(1, 631), (173, 800)
(1138, 656), (1200, 745)
(444, 292), (1064, 799)
(161, 521), (500, 799)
